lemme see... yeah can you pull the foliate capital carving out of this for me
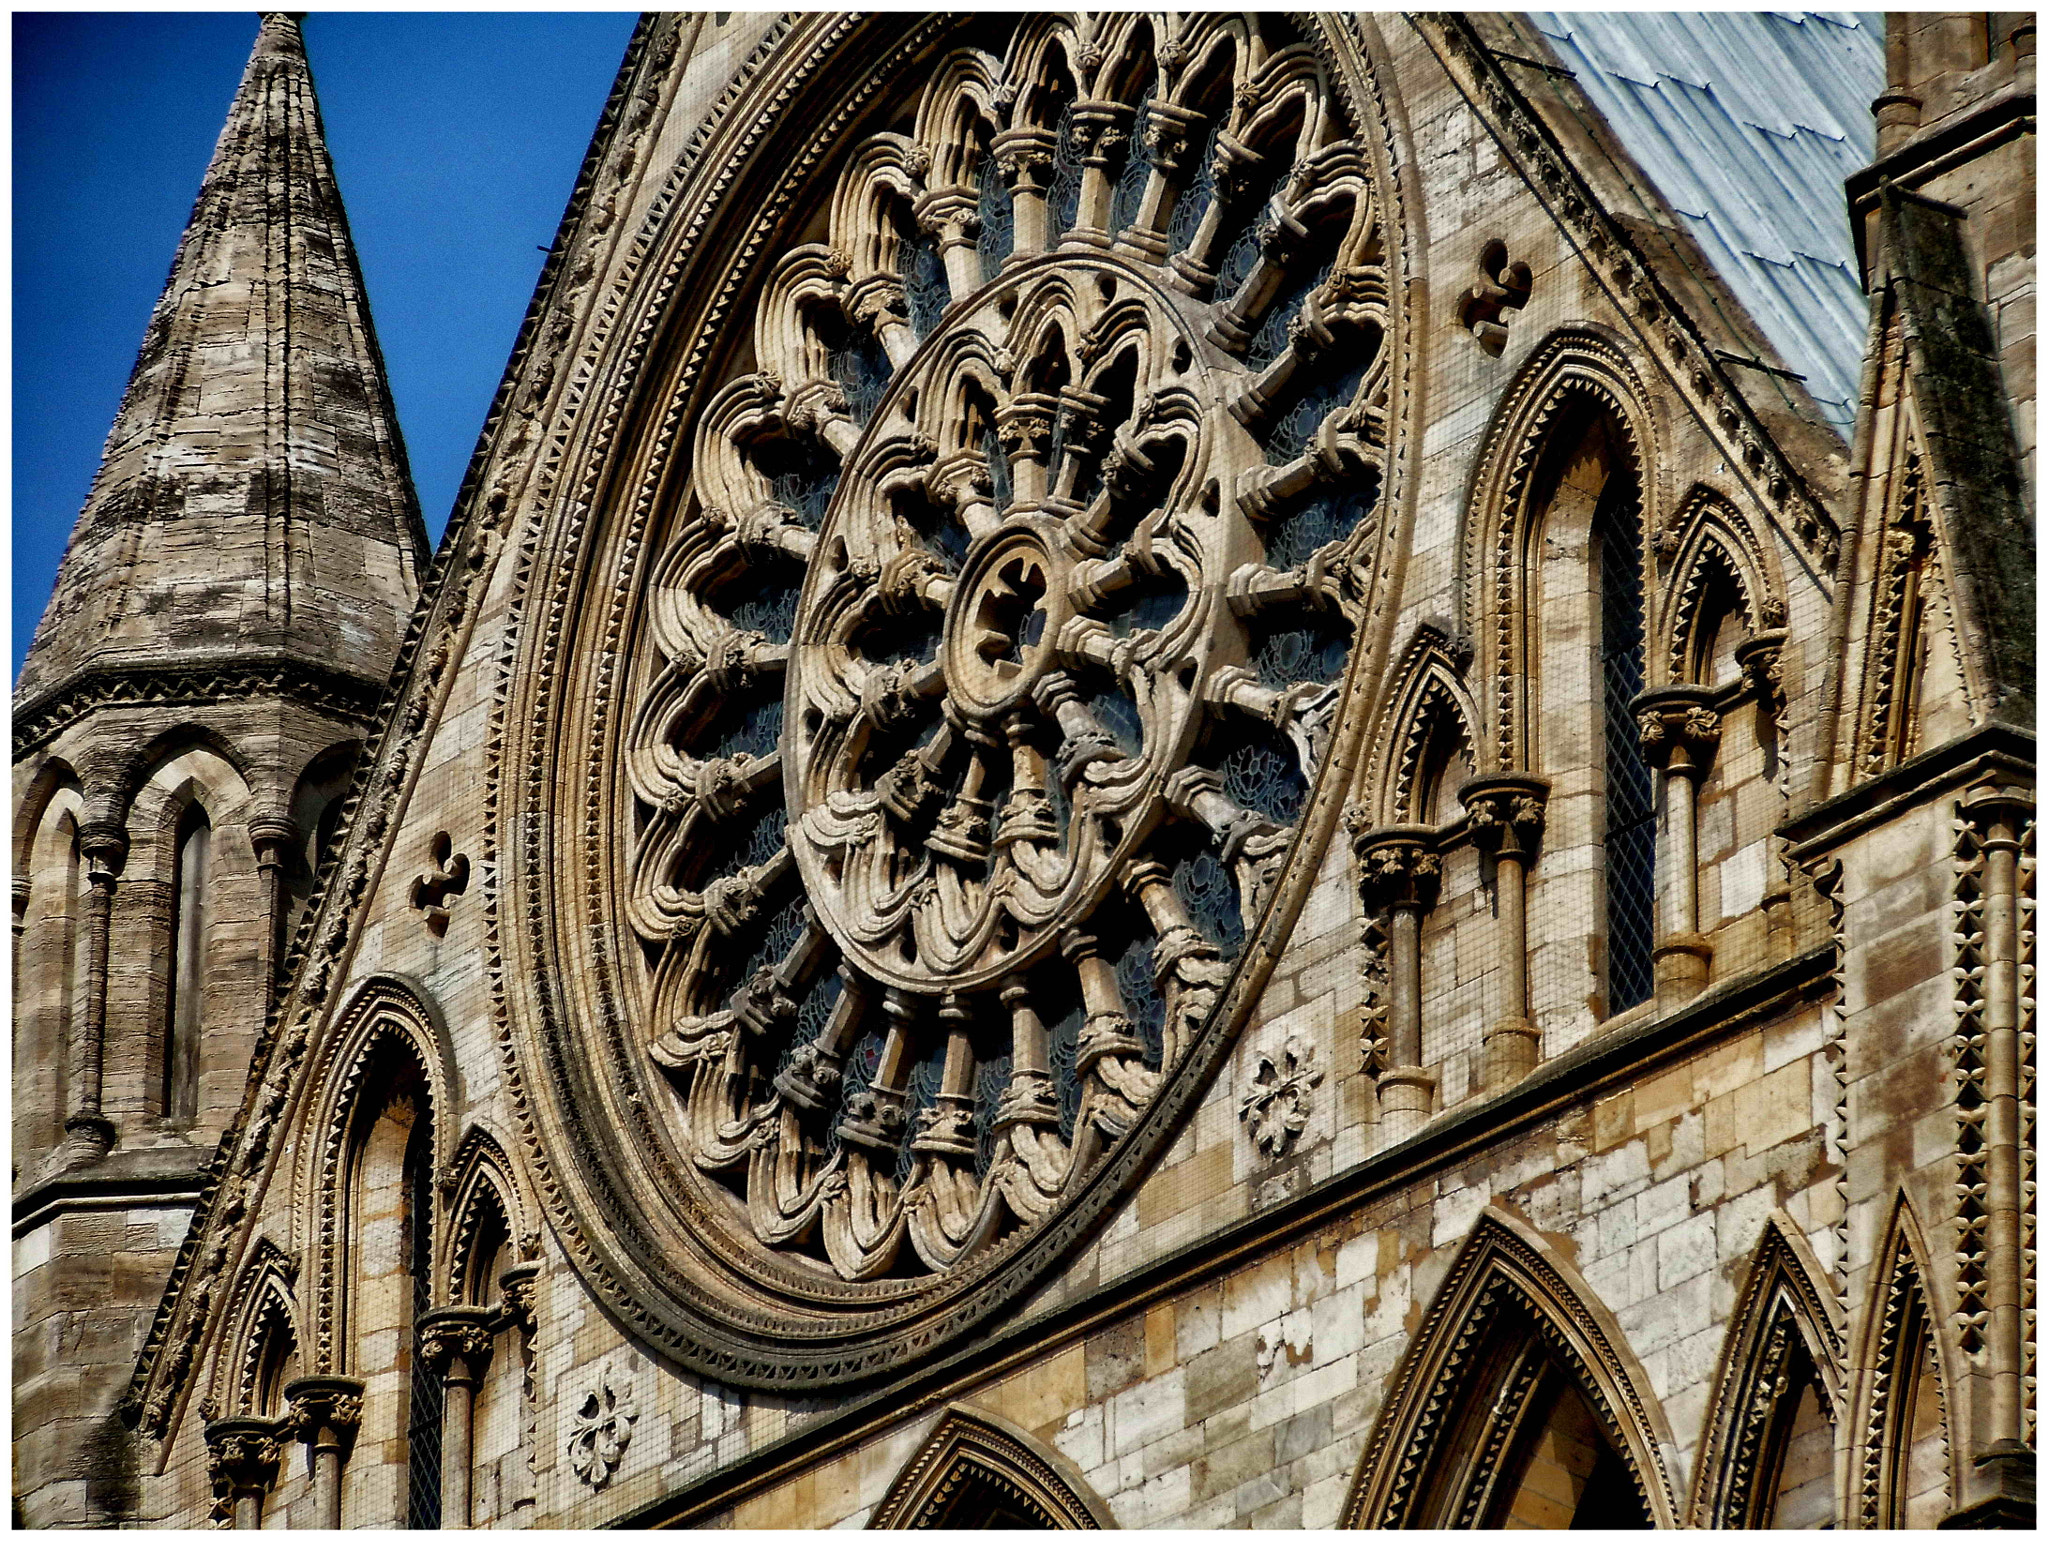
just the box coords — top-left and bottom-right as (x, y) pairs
(205, 1416), (284, 1494)
(1632, 685), (1721, 775)
(499, 1259), (542, 1332)
(417, 1305), (496, 1378)
(990, 126), (1057, 189)
(281, 1375), (364, 1446)
(1733, 628), (1789, 722)
(1348, 821), (1442, 912)
(1459, 773), (1548, 859)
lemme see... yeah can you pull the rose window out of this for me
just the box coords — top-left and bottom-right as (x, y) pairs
(609, 17), (1395, 1313)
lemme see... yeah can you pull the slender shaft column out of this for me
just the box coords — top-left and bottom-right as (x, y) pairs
(247, 816), (295, 1007)
(1352, 824), (1441, 1141)
(64, 821), (126, 1158)
(419, 1307), (496, 1529)
(283, 1374), (363, 1530)
(499, 1262), (542, 1519)
(991, 127), (1057, 256)
(1961, 782), (2034, 1482)
(1633, 686), (1721, 1010)
(204, 1417), (283, 1530)
(1460, 775), (1549, 1090)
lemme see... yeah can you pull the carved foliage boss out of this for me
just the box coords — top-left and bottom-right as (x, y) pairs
(521, 15), (1403, 1383)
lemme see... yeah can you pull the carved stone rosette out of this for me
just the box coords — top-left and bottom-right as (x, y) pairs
(507, 14), (1408, 1387)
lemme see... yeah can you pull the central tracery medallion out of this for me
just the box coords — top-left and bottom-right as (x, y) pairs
(523, 14), (1405, 1380)
(786, 261), (1236, 996)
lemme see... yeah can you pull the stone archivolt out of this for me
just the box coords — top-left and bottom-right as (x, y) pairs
(518, 13), (1402, 1380)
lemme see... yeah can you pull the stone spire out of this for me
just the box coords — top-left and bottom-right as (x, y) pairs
(16, 12), (427, 712)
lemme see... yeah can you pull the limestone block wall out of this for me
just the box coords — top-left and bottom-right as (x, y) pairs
(103, 13), (2030, 1532)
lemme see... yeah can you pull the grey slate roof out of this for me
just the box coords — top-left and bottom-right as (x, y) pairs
(1524, 11), (1885, 429)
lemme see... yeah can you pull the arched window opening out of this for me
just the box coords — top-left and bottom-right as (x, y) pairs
(1411, 704), (1473, 828)
(341, 1042), (436, 1528)
(403, 1113), (442, 1530)
(165, 803), (212, 1124)
(18, 798), (85, 1162)
(1752, 1350), (1833, 1528)
(1687, 562), (1749, 690)
(1398, 1315), (1655, 1529)
(1879, 1308), (1950, 1527)
(1593, 445), (1654, 1014)
(251, 1308), (299, 1421)
(1484, 1371), (1651, 1528)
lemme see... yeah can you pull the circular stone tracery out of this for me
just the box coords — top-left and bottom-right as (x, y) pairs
(529, 14), (1403, 1380)
(788, 262), (1233, 994)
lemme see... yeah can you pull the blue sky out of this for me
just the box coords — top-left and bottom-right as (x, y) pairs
(13, 11), (640, 677)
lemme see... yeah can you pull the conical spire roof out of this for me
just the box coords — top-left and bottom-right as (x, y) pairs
(17, 13), (427, 710)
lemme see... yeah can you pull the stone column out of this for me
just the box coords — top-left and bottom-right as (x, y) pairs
(63, 819), (127, 1159)
(204, 1417), (283, 1530)
(1117, 100), (1203, 262)
(1633, 686), (1721, 1009)
(1352, 825), (1441, 1141)
(498, 1261), (542, 1519)
(1460, 774), (1549, 1091)
(1065, 98), (1131, 246)
(991, 127), (1057, 255)
(247, 815), (296, 1007)
(283, 1374), (363, 1530)
(1960, 781), (2034, 1488)
(419, 1306), (496, 1529)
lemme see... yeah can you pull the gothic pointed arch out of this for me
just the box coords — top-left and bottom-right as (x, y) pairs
(1342, 1206), (1679, 1528)
(1850, 1195), (1958, 1528)
(1656, 486), (1785, 689)
(1689, 1213), (1845, 1527)
(294, 974), (454, 1374)
(442, 1125), (532, 1307)
(204, 1238), (302, 1421)
(869, 1403), (1116, 1529)
(1359, 621), (1482, 827)
(1459, 328), (1664, 771)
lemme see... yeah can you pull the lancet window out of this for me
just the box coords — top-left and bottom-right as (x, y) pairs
(164, 802), (211, 1124)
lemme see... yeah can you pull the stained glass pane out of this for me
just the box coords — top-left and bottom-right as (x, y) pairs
(1263, 482), (1376, 571)
(905, 229), (950, 340)
(1165, 121), (1221, 257)
(1176, 849), (1245, 958)
(828, 328), (892, 427)
(1108, 91), (1154, 236)
(1250, 619), (1350, 692)
(1220, 737), (1306, 827)
(1245, 255), (1334, 372)
(973, 1052), (1012, 1177)
(1115, 936), (1167, 1069)
(1049, 98), (1084, 236)
(975, 149), (1013, 281)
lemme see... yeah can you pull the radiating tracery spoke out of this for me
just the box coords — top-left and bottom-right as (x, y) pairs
(618, 16), (1391, 1284)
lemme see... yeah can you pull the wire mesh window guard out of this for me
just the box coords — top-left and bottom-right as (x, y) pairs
(1221, 736), (1309, 827)
(404, 1129), (442, 1531)
(1599, 476), (1655, 1012)
(1176, 848), (1246, 958)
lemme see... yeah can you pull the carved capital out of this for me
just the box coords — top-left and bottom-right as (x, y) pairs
(417, 1305), (496, 1380)
(1632, 685), (1721, 775)
(77, 819), (129, 878)
(281, 1374), (364, 1448)
(1459, 773), (1549, 859)
(1959, 777), (2036, 849)
(1348, 821), (1442, 913)
(205, 1416), (284, 1497)
(498, 1259), (541, 1333)
(1733, 628), (1789, 721)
